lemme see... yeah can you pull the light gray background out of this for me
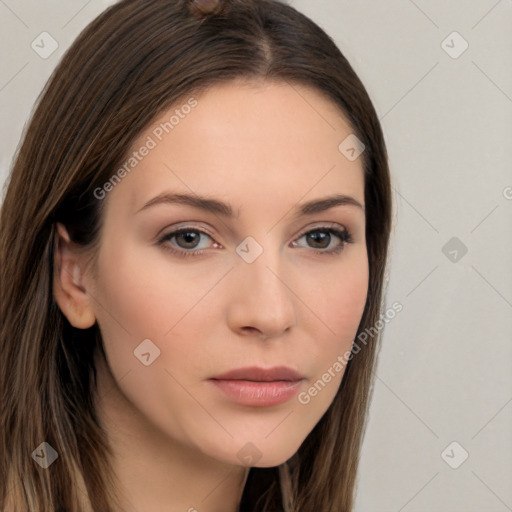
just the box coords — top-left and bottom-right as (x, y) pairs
(1, 1), (511, 511)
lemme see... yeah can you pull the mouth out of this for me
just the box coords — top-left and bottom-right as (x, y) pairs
(208, 366), (305, 407)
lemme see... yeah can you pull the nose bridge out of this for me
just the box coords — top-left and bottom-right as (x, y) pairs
(229, 234), (297, 336)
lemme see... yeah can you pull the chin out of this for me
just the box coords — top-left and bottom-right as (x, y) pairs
(226, 432), (308, 469)
(251, 451), (299, 468)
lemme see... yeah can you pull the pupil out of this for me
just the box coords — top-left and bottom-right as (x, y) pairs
(308, 231), (329, 248)
(178, 232), (199, 248)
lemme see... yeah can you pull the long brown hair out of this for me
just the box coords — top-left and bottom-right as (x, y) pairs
(0, 0), (392, 510)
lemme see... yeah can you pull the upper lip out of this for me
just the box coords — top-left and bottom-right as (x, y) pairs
(210, 366), (304, 382)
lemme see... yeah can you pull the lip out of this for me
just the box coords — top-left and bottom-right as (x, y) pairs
(211, 366), (304, 382)
(208, 366), (305, 407)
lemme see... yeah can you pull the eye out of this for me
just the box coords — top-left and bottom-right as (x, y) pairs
(157, 223), (354, 259)
(291, 224), (353, 255)
(158, 227), (217, 258)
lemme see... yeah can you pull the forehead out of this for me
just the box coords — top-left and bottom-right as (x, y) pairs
(106, 80), (365, 217)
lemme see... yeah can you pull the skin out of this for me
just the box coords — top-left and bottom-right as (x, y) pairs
(54, 79), (368, 512)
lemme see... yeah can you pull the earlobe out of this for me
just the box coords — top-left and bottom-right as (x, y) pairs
(53, 222), (96, 329)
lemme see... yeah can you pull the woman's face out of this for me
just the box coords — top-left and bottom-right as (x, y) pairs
(80, 80), (368, 467)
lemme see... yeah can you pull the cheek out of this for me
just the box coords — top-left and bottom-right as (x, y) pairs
(298, 254), (368, 380)
(295, 257), (368, 411)
(90, 247), (224, 385)
(329, 267), (368, 338)
(93, 246), (208, 337)
(306, 255), (368, 340)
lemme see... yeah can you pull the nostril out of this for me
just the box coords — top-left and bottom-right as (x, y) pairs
(241, 326), (259, 335)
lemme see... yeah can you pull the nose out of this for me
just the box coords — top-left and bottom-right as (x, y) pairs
(226, 244), (297, 340)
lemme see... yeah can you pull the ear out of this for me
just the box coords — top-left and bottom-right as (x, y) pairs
(53, 222), (96, 329)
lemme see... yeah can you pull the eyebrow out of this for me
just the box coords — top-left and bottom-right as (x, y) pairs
(136, 192), (364, 218)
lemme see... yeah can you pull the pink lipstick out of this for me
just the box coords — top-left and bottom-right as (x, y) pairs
(208, 366), (304, 407)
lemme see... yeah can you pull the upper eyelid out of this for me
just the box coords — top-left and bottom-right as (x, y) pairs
(295, 221), (349, 236)
(160, 221), (351, 245)
(156, 222), (214, 239)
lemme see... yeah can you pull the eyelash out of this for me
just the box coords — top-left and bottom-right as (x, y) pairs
(157, 224), (354, 259)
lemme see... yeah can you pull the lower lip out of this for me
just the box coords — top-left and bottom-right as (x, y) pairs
(209, 379), (303, 406)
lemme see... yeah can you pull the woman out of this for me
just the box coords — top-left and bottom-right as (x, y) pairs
(0, 0), (392, 510)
